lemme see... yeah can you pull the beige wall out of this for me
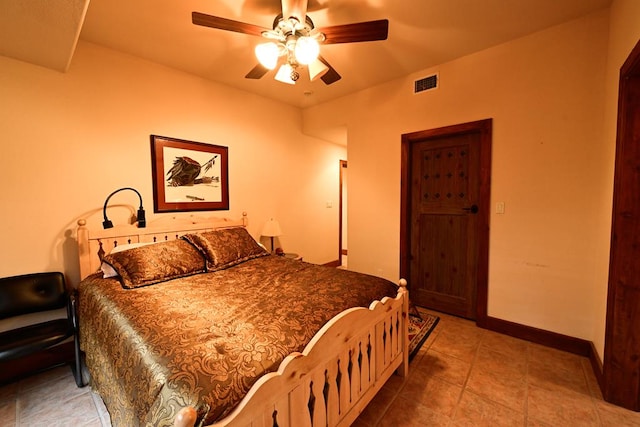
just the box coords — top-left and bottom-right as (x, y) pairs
(0, 41), (345, 285)
(304, 9), (614, 354)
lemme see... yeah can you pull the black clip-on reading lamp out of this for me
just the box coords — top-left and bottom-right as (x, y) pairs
(102, 187), (146, 229)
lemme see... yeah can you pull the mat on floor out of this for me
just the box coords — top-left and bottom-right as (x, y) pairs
(408, 310), (439, 361)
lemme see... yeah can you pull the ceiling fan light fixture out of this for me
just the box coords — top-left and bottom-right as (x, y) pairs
(192, 6), (388, 87)
(308, 58), (329, 81)
(255, 42), (280, 70)
(275, 63), (296, 84)
(294, 36), (320, 65)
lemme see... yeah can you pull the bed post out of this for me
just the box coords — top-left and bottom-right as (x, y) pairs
(77, 219), (91, 280)
(397, 278), (409, 377)
(173, 407), (197, 427)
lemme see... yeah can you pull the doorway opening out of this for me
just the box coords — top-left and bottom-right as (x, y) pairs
(400, 119), (492, 324)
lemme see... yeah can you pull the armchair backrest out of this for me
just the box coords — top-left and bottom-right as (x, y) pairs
(0, 272), (68, 320)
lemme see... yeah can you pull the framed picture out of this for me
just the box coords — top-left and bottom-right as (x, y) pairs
(150, 135), (229, 213)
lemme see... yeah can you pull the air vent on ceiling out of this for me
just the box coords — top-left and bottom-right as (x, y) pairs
(414, 73), (438, 94)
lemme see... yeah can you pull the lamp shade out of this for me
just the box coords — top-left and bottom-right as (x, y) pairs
(294, 36), (319, 65)
(255, 42), (279, 70)
(275, 64), (296, 84)
(308, 58), (329, 81)
(261, 218), (282, 237)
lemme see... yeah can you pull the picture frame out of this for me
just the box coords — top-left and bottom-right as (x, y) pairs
(150, 135), (229, 213)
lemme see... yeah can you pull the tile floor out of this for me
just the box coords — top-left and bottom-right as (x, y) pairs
(354, 309), (640, 426)
(2, 309), (640, 426)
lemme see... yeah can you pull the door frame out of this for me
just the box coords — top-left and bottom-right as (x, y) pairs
(338, 160), (347, 267)
(400, 119), (492, 326)
(603, 37), (640, 411)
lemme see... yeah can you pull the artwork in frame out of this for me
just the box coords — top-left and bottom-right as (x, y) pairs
(150, 135), (229, 213)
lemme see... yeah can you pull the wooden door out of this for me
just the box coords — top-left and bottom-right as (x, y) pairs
(401, 120), (491, 322)
(603, 38), (640, 411)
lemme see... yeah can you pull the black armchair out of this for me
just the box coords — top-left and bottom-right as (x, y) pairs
(0, 272), (83, 386)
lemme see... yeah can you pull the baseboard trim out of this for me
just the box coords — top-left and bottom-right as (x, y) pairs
(485, 316), (591, 356)
(323, 260), (341, 267)
(589, 340), (605, 392)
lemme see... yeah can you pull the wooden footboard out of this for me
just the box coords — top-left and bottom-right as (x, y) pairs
(175, 280), (409, 427)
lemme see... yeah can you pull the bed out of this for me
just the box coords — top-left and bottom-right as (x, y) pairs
(75, 213), (408, 427)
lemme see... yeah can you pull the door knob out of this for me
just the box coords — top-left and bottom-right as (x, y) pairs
(463, 204), (479, 214)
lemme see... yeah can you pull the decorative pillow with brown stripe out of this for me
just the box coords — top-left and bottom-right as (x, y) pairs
(102, 239), (206, 289)
(182, 227), (268, 271)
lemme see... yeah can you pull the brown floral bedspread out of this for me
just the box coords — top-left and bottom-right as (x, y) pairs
(78, 256), (398, 426)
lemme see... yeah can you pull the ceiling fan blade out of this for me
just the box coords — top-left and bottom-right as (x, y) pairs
(318, 56), (341, 85)
(192, 12), (267, 37)
(318, 19), (389, 44)
(281, 0), (308, 23)
(245, 64), (270, 79)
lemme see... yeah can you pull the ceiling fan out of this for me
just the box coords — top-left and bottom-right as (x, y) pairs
(192, 0), (388, 85)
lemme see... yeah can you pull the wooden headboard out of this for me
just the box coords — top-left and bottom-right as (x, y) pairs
(76, 212), (248, 280)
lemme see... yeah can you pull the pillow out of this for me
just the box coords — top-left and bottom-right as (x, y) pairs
(102, 239), (206, 289)
(182, 227), (268, 271)
(100, 262), (119, 278)
(101, 242), (155, 278)
(111, 242), (154, 254)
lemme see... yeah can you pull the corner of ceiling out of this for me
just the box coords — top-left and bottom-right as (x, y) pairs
(303, 124), (348, 146)
(0, 0), (91, 72)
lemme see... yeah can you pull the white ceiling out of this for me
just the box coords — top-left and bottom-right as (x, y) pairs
(1, 0), (611, 108)
(0, 0), (89, 71)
